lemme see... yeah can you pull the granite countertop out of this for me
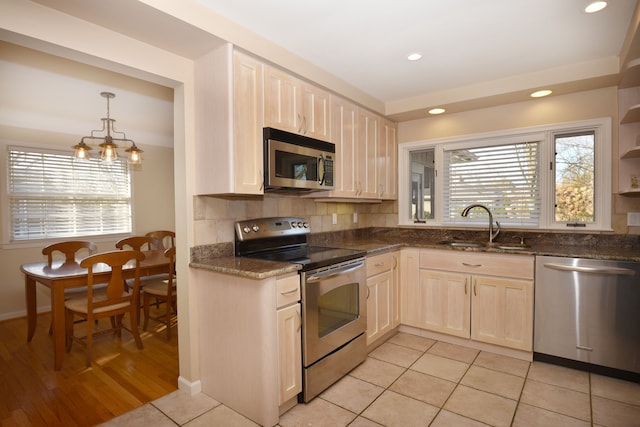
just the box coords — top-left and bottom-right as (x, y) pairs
(190, 256), (301, 279)
(190, 230), (640, 279)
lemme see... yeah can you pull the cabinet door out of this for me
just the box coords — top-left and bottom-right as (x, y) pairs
(357, 109), (379, 198)
(366, 270), (393, 346)
(391, 252), (400, 328)
(471, 275), (533, 351)
(420, 269), (471, 338)
(264, 66), (301, 134)
(328, 96), (358, 197)
(301, 83), (330, 141)
(233, 51), (265, 194)
(277, 303), (302, 405)
(378, 119), (397, 200)
(400, 249), (421, 327)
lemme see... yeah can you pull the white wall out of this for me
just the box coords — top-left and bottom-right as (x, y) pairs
(398, 87), (640, 234)
(1, 0), (199, 388)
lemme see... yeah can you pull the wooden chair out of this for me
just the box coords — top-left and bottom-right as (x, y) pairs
(42, 241), (97, 266)
(42, 241), (98, 333)
(64, 250), (145, 367)
(145, 230), (175, 251)
(115, 236), (155, 252)
(142, 247), (177, 340)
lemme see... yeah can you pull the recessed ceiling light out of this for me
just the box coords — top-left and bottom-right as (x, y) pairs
(429, 108), (446, 115)
(531, 90), (552, 98)
(585, 1), (607, 13)
(407, 53), (423, 61)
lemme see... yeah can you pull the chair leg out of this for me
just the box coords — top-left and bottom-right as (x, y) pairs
(65, 309), (73, 352)
(130, 307), (144, 350)
(143, 293), (150, 332)
(85, 315), (93, 367)
(165, 297), (172, 340)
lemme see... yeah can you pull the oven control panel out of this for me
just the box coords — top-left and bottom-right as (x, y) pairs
(235, 217), (310, 241)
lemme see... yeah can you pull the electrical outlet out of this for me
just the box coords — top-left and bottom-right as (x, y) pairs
(332, 213), (338, 225)
(628, 212), (640, 226)
(353, 212), (358, 224)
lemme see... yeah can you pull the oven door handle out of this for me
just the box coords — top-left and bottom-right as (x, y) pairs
(306, 261), (365, 283)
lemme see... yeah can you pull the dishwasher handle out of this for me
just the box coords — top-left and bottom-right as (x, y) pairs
(543, 263), (635, 276)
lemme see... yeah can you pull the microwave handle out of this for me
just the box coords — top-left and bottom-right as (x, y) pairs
(318, 154), (326, 185)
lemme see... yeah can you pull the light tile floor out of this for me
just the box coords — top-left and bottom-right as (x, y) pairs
(100, 332), (640, 426)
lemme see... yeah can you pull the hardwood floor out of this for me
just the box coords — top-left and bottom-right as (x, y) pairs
(0, 309), (178, 427)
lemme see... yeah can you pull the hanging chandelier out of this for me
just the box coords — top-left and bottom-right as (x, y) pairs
(72, 92), (143, 165)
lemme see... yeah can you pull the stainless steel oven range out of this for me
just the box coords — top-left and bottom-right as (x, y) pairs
(235, 217), (367, 402)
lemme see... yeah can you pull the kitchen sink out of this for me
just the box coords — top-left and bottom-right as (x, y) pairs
(439, 241), (531, 250)
(440, 241), (485, 248)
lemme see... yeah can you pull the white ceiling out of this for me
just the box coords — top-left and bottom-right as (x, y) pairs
(196, 0), (634, 100)
(26, 0), (640, 120)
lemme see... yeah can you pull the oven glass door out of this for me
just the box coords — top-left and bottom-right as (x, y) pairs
(302, 259), (366, 366)
(267, 139), (333, 189)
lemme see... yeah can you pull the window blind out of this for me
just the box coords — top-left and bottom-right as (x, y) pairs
(8, 147), (132, 241)
(443, 142), (540, 226)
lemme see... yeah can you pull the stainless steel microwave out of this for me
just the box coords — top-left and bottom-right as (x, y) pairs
(263, 127), (335, 192)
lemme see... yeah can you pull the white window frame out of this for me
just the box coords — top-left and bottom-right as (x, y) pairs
(1, 141), (135, 247)
(398, 118), (612, 231)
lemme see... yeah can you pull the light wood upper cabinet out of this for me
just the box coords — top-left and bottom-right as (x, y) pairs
(301, 83), (331, 141)
(357, 109), (380, 199)
(264, 66), (331, 141)
(195, 45), (264, 195)
(379, 119), (398, 200)
(327, 95), (358, 197)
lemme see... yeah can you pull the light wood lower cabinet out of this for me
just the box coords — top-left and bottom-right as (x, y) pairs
(401, 248), (534, 351)
(366, 251), (398, 346)
(277, 302), (302, 404)
(196, 269), (301, 426)
(419, 269), (470, 338)
(471, 275), (533, 351)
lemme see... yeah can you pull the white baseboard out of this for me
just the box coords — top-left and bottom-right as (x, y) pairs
(178, 376), (202, 395)
(398, 325), (533, 362)
(0, 306), (51, 322)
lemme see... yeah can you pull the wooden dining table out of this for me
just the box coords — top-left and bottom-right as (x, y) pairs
(21, 250), (171, 370)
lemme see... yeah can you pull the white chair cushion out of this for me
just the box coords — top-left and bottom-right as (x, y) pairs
(142, 277), (177, 297)
(65, 291), (132, 314)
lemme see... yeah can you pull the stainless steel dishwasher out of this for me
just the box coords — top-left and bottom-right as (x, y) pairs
(534, 255), (640, 380)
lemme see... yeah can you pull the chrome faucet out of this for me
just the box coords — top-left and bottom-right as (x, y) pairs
(461, 204), (501, 243)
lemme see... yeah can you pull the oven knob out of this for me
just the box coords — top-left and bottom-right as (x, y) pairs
(296, 221), (303, 228)
(303, 222), (309, 228)
(242, 226), (251, 234)
(291, 222), (298, 228)
(251, 224), (260, 232)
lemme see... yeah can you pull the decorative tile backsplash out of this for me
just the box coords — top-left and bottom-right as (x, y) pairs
(193, 194), (397, 246)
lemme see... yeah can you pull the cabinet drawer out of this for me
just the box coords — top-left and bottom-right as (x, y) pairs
(420, 249), (534, 280)
(367, 252), (396, 277)
(276, 274), (300, 308)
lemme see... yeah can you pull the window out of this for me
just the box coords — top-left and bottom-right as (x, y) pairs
(554, 132), (595, 224)
(398, 118), (611, 231)
(6, 146), (133, 242)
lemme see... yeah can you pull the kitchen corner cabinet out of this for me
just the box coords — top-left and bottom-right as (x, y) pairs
(365, 251), (399, 346)
(402, 249), (534, 351)
(194, 45), (264, 195)
(618, 58), (640, 197)
(196, 269), (301, 426)
(264, 66), (331, 141)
